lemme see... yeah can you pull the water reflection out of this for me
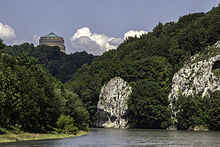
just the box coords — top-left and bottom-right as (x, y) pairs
(1, 128), (220, 147)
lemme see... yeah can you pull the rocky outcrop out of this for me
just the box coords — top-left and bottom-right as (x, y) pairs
(169, 55), (220, 100)
(96, 77), (132, 128)
(168, 41), (220, 127)
(188, 125), (209, 131)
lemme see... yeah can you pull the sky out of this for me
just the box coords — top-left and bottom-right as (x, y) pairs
(0, 0), (219, 55)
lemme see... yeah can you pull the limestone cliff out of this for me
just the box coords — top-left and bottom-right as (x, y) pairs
(168, 41), (220, 128)
(96, 77), (132, 128)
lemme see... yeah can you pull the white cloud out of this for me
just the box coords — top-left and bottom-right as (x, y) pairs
(72, 27), (92, 39)
(70, 27), (148, 55)
(124, 30), (147, 40)
(71, 36), (102, 55)
(0, 22), (27, 46)
(70, 27), (123, 55)
(11, 39), (28, 45)
(33, 35), (40, 45)
(0, 22), (16, 41)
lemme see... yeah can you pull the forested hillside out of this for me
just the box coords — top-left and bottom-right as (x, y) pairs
(1, 4), (220, 131)
(66, 5), (220, 128)
(0, 40), (89, 134)
(0, 44), (95, 83)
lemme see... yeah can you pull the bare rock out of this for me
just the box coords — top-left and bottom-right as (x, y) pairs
(96, 77), (132, 128)
(168, 41), (220, 128)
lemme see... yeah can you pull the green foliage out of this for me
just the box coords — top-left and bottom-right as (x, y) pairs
(176, 91), (220, 130)
(1, 44), (95, 83)
(175, 95), (209, 130)
(0, 53), (89, 133)
(66, 5), (220, 129)
(0, 126), (23, 135)
(1, 5), (220, 130)
(0, 39), (5, 50)
(128, 80), (171, 128)
(62, 90), (89, 131)
(178, 13), (205, 24)
(56, 114), (78, 134)
(0, 54), (62, 132)
(212, 68), (220, 78)
(208, 91), (220, 130)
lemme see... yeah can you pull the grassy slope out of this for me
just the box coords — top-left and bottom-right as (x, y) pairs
(0, 127), (87, 143)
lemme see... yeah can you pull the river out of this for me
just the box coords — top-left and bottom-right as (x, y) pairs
(1, 128), (220, 147)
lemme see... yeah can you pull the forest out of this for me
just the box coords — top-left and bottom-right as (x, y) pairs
(0, 4), (220, 134)
(66, 5), (220, 129)
(0, 41), (91, 134)
(1, 44), (95, 83)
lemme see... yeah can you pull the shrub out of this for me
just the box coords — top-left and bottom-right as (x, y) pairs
(56, 114), (78, 134)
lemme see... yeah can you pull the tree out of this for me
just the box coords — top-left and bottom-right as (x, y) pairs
(56, 114), (78, 134)
(62, 5), (220, 129)
(0, 54), (65, 132)
(1, 43), (95, 83)
(63, 90), (90, 131)
(128, 80), (171, 129)
(0, 39), (5, 50)
(209, 91), (220, 130)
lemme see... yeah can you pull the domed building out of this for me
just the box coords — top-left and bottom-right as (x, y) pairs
(39, 32), (65, 53)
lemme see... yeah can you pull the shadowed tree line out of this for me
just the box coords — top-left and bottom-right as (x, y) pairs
(0, 40), (89, 133)
(0, 43), (95, 83)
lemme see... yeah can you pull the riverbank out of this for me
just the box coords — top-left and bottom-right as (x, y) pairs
(0, 130), (88, 143)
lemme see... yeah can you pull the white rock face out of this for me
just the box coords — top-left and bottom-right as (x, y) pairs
(168, 41), (220, 126)
(169, 55), (220, 100)
(96, 77), (132, 128)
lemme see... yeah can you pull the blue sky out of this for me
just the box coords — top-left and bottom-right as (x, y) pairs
(0, 0), (219, 55)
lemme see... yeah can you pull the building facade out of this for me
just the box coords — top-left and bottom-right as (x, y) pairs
(39, 32), (65, 53)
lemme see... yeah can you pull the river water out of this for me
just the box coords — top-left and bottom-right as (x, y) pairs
(1, 128), (220, 147)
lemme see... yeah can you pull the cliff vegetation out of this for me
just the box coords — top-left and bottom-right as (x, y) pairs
(66, 4), (220, 129)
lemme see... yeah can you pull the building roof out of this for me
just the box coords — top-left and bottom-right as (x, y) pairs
(43, 32), (61, 38)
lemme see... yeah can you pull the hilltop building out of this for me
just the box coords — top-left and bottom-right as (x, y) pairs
(39, 32), (65, 53)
